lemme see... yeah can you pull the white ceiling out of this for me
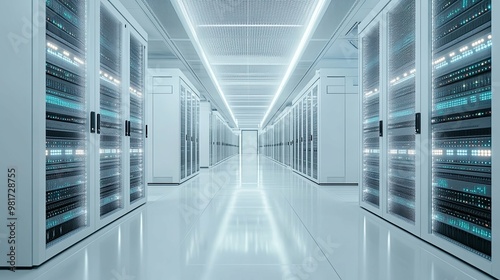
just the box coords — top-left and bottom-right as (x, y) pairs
(119, 0), (380, 129)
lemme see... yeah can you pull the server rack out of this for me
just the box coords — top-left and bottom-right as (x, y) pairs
(97, 0), (148, 229)
(180, 85), (186, 179)
(360, 20), (382, 211)
(129, 31), (146, 204)
(284, 108), (292, 167)
(209, 111), (239, 166)
(426, 0), (497, 275)
(146, 69), (200, 184)
(262, 69), (359, 184)
(99, 2), (124, 220)
(360, 0), (499, 277)
(294, 105), (299, 170)
(0, 0), (147, 267)
(294, 69), (359, 184)
(259, 108), (291, 166)
(196, 100), (200, 171)
(359, 0), (423, 236)
(386, 0), (418, 224)
(199, 101), (211, 168)
(211, 112), (217, 165)
(312, 86), (318, 179)
(209, 109), (213, 166)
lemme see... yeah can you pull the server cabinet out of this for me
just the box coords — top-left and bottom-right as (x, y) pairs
(360, 0), (499, 277)
(98, 2), (124, 221)
(196, 100), (200, 171)
(360, 20), (382, 211)
(291, 69), (359, 184)
(294, 105), (299, 170)
(385, 0), (421, 231)
(209, 111), (239, 166)
(306, 92), (312, 177)
(209, 111), (213, 165)
(298, 100), (303, 173)
(359, 0), (422, 235)
(97, 1), (148, 229)
(186, 87), (192, 177)
(180, 84), (186, 179)
(0, 0), (147, 267)
(129, 31), (147, 204)
(260, 109), (291, 166)
(199, 101), (211, 168)
(147, 69), (200, 184)
(288, 110), (291, 167)
(46, 0), (94, 260)
(284, 108), (292, 167)
(426, 0), (497, 275)
(262, 69), (359, 183)
(211, 112), (217, 165)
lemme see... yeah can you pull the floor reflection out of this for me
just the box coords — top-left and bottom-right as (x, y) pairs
(0, 156), (494, 280)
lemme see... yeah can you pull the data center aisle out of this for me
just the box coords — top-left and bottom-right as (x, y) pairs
(0, 155), (494, 280)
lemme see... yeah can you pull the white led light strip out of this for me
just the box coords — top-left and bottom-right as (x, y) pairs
(176, 0), (238, 127)
(260, 0), (327, 128)
(198, 24), (302, 27)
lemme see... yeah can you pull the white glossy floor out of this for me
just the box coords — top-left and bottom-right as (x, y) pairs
(1, 155), (495, 280)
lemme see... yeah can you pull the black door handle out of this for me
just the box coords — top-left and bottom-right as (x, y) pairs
(97, 114), (101, 134)
(379, 120), (383, 137)
(90, 112), (96, 133)
(145, 125), (148, 138)
(127, 120), (131, 136)
(415, 113), (421, 134)
(125, 120), (129, 136)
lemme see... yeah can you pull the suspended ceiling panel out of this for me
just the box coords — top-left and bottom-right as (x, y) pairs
(176, 0), (323, 128)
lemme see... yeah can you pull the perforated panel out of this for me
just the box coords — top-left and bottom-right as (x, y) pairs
(177, 0), (322, 128)
(183, 0), (315, 26)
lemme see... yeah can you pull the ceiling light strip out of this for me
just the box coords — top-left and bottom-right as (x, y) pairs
(176, 0), (238, 127)
(197, 24), (302, 27)
(260, 0), (327, 128)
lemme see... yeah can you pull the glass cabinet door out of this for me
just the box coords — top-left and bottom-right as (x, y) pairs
(99, 4), (123, 217)
(193, 97), (197, 172)
(302, 99), (307, 174)
(293, 105), (300, 171)
(307, 91), (312, 177)
(312, 86), (318, 180)
(431, 0), (492, 259)
(129, 35), (145, 203)
(386, 0), (417, 223)
(45, 0), (89, 245)
(298, 101), (303, 173)
(361, 23), (381, 208)
(196, 99), (200, 171)
(181, 85), (186, 179)
(187, 91), (192, 176)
